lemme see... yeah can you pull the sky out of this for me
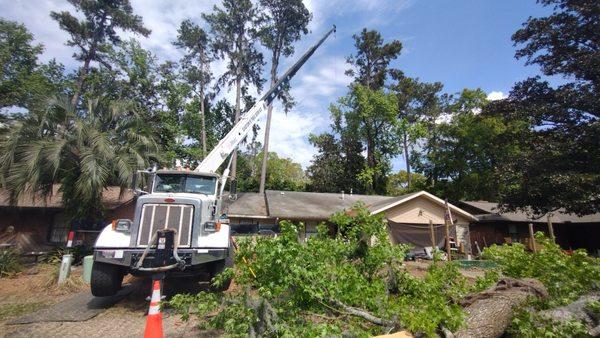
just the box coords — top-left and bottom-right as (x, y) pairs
(0, 0), (552, 171)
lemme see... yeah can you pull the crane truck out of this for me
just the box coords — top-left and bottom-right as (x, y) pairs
(90, 26), (336, 296)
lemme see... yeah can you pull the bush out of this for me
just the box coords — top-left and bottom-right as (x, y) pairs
(168, 205), (471, 337)
(483, 233), (600, 336)
(45, 245), (91, 265)
(0, 249), (22, 277)
(482, 232), (600, 307)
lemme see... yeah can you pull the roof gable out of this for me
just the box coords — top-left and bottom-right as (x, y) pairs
(369, 191), (477, 222)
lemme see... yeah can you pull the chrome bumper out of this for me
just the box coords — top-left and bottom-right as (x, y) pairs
(93, 248), (228, 268)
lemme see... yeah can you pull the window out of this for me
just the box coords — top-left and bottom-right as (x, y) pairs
(154, 174), (217, 195)
(49, 215), (69, 244)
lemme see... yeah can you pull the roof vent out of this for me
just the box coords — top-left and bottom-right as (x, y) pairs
(280, 191), (285, 195)
(341, 190), (345, 200)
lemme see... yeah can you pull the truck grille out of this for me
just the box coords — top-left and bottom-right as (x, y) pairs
(137, 204), (194, 247)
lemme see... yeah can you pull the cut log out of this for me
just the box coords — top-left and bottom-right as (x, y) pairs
(455, 278), (548, 338)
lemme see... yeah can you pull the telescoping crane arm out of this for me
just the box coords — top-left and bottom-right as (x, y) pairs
(195, 25), (336, 174)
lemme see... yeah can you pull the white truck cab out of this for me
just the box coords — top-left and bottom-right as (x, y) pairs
(91, 170), (232, 296)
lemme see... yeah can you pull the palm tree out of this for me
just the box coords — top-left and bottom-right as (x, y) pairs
(0, 96), (159, 220)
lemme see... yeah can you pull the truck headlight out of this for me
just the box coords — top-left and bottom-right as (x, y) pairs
(112, 219), (132, 232)
(205, 221), (222, 232)
(205, 221), (216, 232)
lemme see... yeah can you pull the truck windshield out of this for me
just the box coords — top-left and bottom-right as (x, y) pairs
(154, 174), (217, 195)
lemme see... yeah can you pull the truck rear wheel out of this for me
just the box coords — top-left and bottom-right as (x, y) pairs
(91, 262), (124, 297)
(210, 247), (234, 292)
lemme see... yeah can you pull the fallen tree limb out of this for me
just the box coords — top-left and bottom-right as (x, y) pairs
(455, 278), (548, 338)
(539, 292), (600, 336)
(329, 298), (397, 328)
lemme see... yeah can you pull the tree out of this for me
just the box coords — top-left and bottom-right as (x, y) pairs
(257, 0), (311, 194)
(389, 71), (440, 189)
(386, 170), (427, 196)
(346, 28), (402, 90)
(84, 39), (189, 164)
(0, 96), (158, 220)
(237, 149), (307, 192)
(0, 20), (69, 113)
(307, 132), (366, 194)
(488, 0), (600, 215)
(411, 88), (525, 201)
(0, 19), (42, 109)
(174, 19), (213, 156)
(203, 0), (265, 184)
(332, 85), (400, 194)
(51, 0), (150, 107)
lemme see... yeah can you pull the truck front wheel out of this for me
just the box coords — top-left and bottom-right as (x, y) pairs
(91, 262), (124, 297)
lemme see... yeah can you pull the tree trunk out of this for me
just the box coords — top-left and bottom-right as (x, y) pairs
(231, 76), (242, 180)
(403, 130), (411, 189)
(259, 63), (278, 194)
(200, 90), (207, 156)
(71, 13), (105, 108)
(455, 278), (548, 338)
(71, 57), (91, 107)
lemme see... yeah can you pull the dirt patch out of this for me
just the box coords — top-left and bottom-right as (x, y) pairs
(404, 260), (487, 282)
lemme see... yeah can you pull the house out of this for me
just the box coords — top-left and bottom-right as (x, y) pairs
(223, 190), (476, 254)
(0, 186), (476, 254)
(0, 186), (135, 252)
(458, 201), (600, 256)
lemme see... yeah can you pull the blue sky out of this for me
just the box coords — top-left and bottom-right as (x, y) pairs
(1, 0), (551, 171)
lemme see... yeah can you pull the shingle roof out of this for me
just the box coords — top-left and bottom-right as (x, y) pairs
(460, 201), (600, 224)
(265, 190), (390, 220)
(222, 192), (268, 218)
(0, 185), (134, 210)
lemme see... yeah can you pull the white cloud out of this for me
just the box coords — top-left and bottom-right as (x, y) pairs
(0, 0), (76, 67)
(290, 55), (352, 111)
(1, 0), (411, 170)
(255, 107), (328, 168)
(487, 91), (508, 101)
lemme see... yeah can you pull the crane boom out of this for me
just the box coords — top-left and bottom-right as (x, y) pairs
(195, 25), (336, 174)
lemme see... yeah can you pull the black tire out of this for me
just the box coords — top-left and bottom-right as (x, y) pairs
(210, 246), (234, 292)
(91, 262), (124, 297)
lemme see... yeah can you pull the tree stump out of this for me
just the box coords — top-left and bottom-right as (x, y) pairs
(455, 278), (548, 338)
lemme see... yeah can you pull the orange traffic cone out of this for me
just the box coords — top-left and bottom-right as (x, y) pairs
(143, 279), (164, 338)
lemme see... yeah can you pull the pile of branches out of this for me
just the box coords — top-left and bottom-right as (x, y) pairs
(169, 206), (474, 337)
(168, 208), (600, 337)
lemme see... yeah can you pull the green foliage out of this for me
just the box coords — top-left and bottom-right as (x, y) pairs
(169, 205), (471, 336)
(586, 300), (600, 318)
(482, 233), (600, 307)
(0, 19), (69, 112)
(44, 245), (91, 265)
(0, 249), (22, 277)
(307, 132), (366, 194)
(508, 310), (589, 338)
(489, 0), (600, 215)
(0, 97), (159, 220)
(51, 0), (150, 106)
(386, 170), (427, 196)
(346, 28), (402, 90)
(237, 150), (308, 192)
(412, 88), (528, 201)
(472, 269), (501, 293)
